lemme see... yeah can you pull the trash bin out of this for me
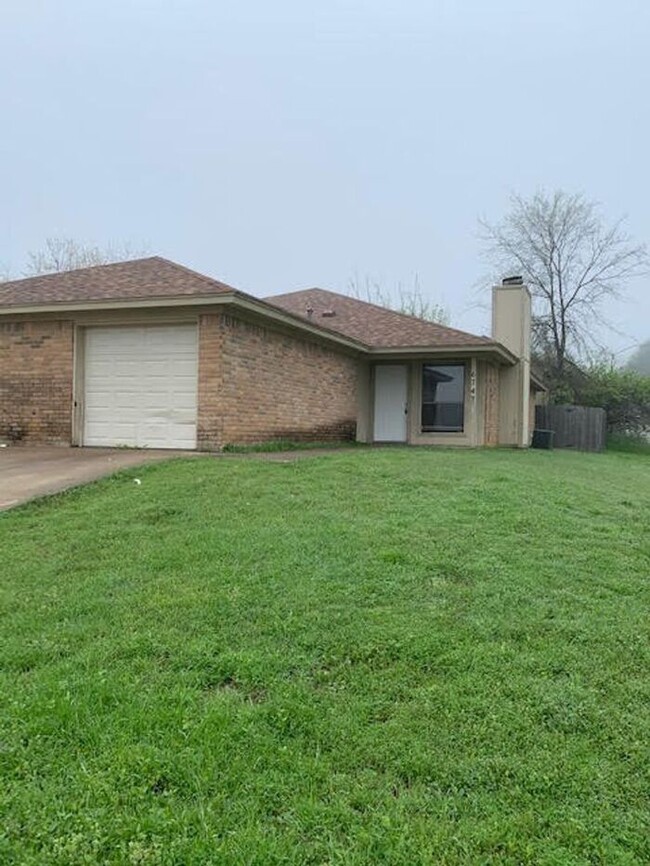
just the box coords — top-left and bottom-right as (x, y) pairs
(532, 428), (554, 449)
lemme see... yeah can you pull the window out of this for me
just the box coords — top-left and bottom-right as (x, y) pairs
(421, 364), (465, 432)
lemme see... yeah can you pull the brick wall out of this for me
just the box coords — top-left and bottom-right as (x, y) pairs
(484, 362), (500, 446)
(197, 313), (358, 449)
(197, 314), (225, 448)
(0, 320), (74, 444)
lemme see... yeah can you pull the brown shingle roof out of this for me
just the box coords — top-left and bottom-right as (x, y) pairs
(0, 256), (236, 307)
(265, 288), (491, 349)
(0, 258), (498, 354)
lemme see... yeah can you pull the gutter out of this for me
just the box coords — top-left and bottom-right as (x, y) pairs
(530, 370), (547, 392)
(0, 293), (234, 316)
(367, 342), (518, 365)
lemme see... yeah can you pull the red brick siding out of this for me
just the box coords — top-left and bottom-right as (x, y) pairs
(197, 313), (358, 449)
(484, 362), (499, 446)
(0, 320), (74, 444)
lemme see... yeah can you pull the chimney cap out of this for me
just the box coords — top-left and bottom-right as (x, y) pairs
(502, 275), (523, 286)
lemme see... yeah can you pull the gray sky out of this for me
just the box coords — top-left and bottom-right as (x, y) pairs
(1, 1), (648, 355)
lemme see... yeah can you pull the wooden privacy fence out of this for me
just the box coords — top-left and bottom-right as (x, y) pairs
(535, 404), (607, 452)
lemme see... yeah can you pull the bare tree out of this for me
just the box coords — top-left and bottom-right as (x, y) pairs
(24, 237), (147, 276)
(347, 273), (448, 324)
(479, 190), (648, 378)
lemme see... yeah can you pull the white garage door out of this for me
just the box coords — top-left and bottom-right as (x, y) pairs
(84, 325), (198, 449)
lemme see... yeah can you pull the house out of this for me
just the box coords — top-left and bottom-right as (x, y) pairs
(0, 257), (542, 450)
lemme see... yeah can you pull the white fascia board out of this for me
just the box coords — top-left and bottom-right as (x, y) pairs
(0, 293), (234, 315)
(367, 343), (518, 365)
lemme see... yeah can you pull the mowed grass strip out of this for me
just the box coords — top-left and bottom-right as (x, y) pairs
(1, 448), (649, 865)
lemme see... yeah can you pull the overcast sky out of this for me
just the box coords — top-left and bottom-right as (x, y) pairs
(1, 1), (648, 355)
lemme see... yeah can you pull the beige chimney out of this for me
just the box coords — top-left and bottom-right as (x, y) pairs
(492, 279), (532, 447)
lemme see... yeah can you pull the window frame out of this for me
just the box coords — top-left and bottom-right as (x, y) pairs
(420, 362), (466, 434)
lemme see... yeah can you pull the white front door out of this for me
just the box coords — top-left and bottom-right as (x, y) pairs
(83, 325), (198, 449)
(373, 365), (408, 442)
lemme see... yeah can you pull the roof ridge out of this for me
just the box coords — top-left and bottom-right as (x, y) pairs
(0, 256), (164, 288)
(0, 256), (240, 297)
(266, 286), (488, 343)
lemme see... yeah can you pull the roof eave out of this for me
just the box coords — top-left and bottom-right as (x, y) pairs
(0, 293), (236, 316)
(367, 342), (518, 364)
(530, 371), (548, 392)
(229, 293), (367, 351)
(0, 292), (368, 353)
(0, 293), (522, 364)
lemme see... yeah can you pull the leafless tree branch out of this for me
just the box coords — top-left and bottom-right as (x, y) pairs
(347, 272), (448, 324)
(24, 237), (148, 277)
(479, 190), (648, 378)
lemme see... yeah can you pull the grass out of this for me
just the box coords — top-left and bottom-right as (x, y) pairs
(1, 448), (649, 865)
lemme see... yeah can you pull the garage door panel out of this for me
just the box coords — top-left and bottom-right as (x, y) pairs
(89, 423), (138, 441)
(174, 361), (199, 373)
(141, 391), (170, 407)
(112, 393), (150, 410)
(89, 331), (132, 349)
(142, 362), (176, 372)
(84, 408), (120, 424)
(84, 392), (113, 409)
(96, 405), (143, 421)
(83, 325), (198, 449)
(170, 392), (197, 410)
(138, 423), (170, 440)
(84, 365), (120, 380)
(144, 328), (179, 346)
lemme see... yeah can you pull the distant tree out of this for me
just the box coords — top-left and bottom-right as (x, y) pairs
(480, 190), (648, 382)
(24, 237), (146, 276)
(626, 340), (650, 376)
(347, 273), (448, 324)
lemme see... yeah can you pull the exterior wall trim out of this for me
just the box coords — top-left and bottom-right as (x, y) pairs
(408, 359), (478, 447)
(0, 293), (367, 354)
(71, 325), (84, 446)
(0, 295), (515, 363)
(368, 343), (517, 365)
(366, 357), (489, 447)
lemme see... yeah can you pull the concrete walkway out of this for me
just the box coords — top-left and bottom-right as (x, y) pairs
(0, 445), (360, 512)
(0, 446), (197, 511)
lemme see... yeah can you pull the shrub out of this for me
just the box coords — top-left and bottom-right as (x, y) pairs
(578, 365), (650, 436)
(607, 432), (650, 454)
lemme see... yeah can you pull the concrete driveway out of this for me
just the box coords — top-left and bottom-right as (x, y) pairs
(0, 446), (194, 511)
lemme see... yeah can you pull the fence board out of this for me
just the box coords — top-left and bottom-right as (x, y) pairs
(535, 404), (607, 452)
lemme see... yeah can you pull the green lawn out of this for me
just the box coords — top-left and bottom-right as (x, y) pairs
(1, 448), (649, 865)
